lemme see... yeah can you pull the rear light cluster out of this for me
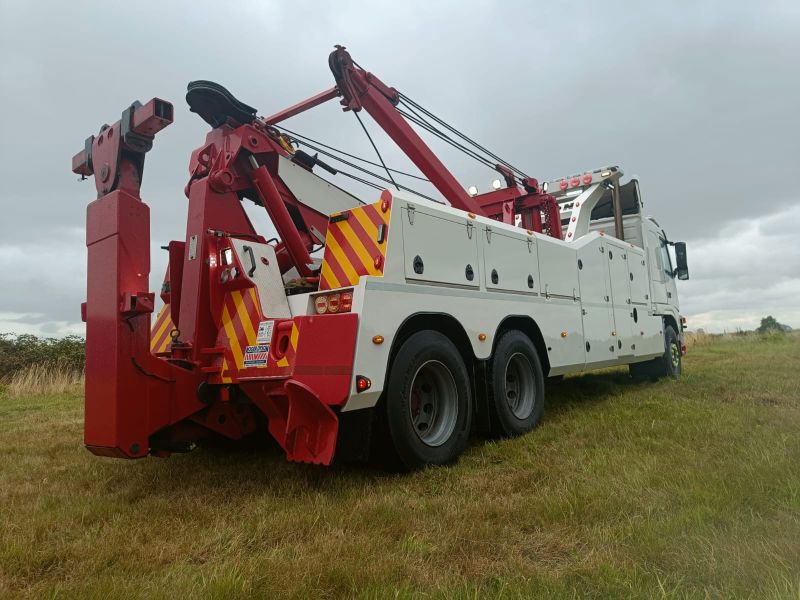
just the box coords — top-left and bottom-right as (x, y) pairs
(313, 289), (354, 315)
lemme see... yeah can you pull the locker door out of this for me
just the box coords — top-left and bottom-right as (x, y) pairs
(577, 238), (615, 366)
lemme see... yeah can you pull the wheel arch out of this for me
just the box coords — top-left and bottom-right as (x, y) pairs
(387, 312), (476, 374)
(662, 313), (680, 337)
(494, 315), (551, 376)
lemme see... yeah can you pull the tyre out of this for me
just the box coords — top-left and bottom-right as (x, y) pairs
(384, 330), (472, 469)
(629, 324), (681, 381)
(487, 330), (545, 437)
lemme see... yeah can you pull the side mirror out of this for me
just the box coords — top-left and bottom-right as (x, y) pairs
(673, 241), (689, 280)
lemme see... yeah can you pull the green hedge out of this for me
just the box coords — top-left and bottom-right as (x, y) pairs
(0, 333), (85, 379)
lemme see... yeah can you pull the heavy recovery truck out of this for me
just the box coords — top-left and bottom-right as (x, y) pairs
(72, 46), (689, 468)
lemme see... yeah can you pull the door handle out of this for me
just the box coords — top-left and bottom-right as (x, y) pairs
(242, 245), (257, 277)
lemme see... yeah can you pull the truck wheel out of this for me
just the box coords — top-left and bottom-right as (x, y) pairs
(664, 326), (682, 378)
(629, 324), (681, 380)
(385, 330), (472, 469)
(488, 330), (545, 437)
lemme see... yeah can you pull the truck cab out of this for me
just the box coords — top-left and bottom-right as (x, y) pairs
(551, 168), (689, 354)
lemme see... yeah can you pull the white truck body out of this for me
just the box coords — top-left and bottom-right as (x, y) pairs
(277, 167), (684, 412)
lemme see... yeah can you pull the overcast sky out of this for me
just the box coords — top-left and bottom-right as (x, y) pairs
(0, 0), (798, 335)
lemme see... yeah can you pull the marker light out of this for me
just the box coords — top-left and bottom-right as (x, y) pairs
(582, 174), (592, 185)
(559, 180), (568, 191)
(542, 181), (549, 192)
(468, 185), (478, 196)
(355, 375), (372, 392)
(492, 179), (502, 190)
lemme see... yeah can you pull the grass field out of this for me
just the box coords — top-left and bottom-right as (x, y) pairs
(1, 334), (799, 598)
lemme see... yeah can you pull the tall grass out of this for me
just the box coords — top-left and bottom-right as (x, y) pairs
(3, 362), (84, 397)
(0, 333), (85, 397)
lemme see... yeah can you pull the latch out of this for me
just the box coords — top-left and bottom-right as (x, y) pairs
(527, 238), (534, 253)
(466, 221), (474, 240)
(485, 226), (492, 243)
(406, 205), (416, 225)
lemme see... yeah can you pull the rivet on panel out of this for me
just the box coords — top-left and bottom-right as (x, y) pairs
(560, 331), (568, 338)
(478, 333), (487, 342)
(372, 335), (384, 345)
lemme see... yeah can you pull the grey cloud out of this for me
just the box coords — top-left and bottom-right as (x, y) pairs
(0, 0), (798, 334)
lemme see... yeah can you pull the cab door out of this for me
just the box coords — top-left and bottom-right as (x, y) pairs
(647, 230), (669, 306)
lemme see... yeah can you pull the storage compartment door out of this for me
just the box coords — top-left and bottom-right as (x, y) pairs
(483, 231), (538, 294)
(577, 239), (615, 365)
(607, 242), (634, 352)
(401, 208), (479, 288)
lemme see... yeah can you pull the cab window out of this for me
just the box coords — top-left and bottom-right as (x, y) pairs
(659, 238), (673, 279)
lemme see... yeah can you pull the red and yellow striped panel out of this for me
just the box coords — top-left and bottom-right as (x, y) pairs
(319, 192), (392, 291)
(150, 304), (175, 354)
(214, 287), (265, 383)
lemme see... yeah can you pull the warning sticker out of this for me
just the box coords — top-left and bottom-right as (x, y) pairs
(256, 320), (275, 345)
(243, 344), (270, 368)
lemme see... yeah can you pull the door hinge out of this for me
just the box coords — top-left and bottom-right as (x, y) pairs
(467, 221), (474, 239)
(406, 205), (415, 225)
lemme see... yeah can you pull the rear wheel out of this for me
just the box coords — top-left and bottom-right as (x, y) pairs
(629, 324), (681, 380)
(487, 330), (545, 437)
(384, 330), (472, 469)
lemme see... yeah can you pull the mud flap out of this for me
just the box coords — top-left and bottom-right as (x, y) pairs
(263, 379), (339, 465)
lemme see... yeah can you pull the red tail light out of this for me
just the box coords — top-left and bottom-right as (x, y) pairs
(341, 291), (353, 312)
(313, 289), (354, 315)
(582, 173), (592, 185)
(356, 375), (371, 392)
